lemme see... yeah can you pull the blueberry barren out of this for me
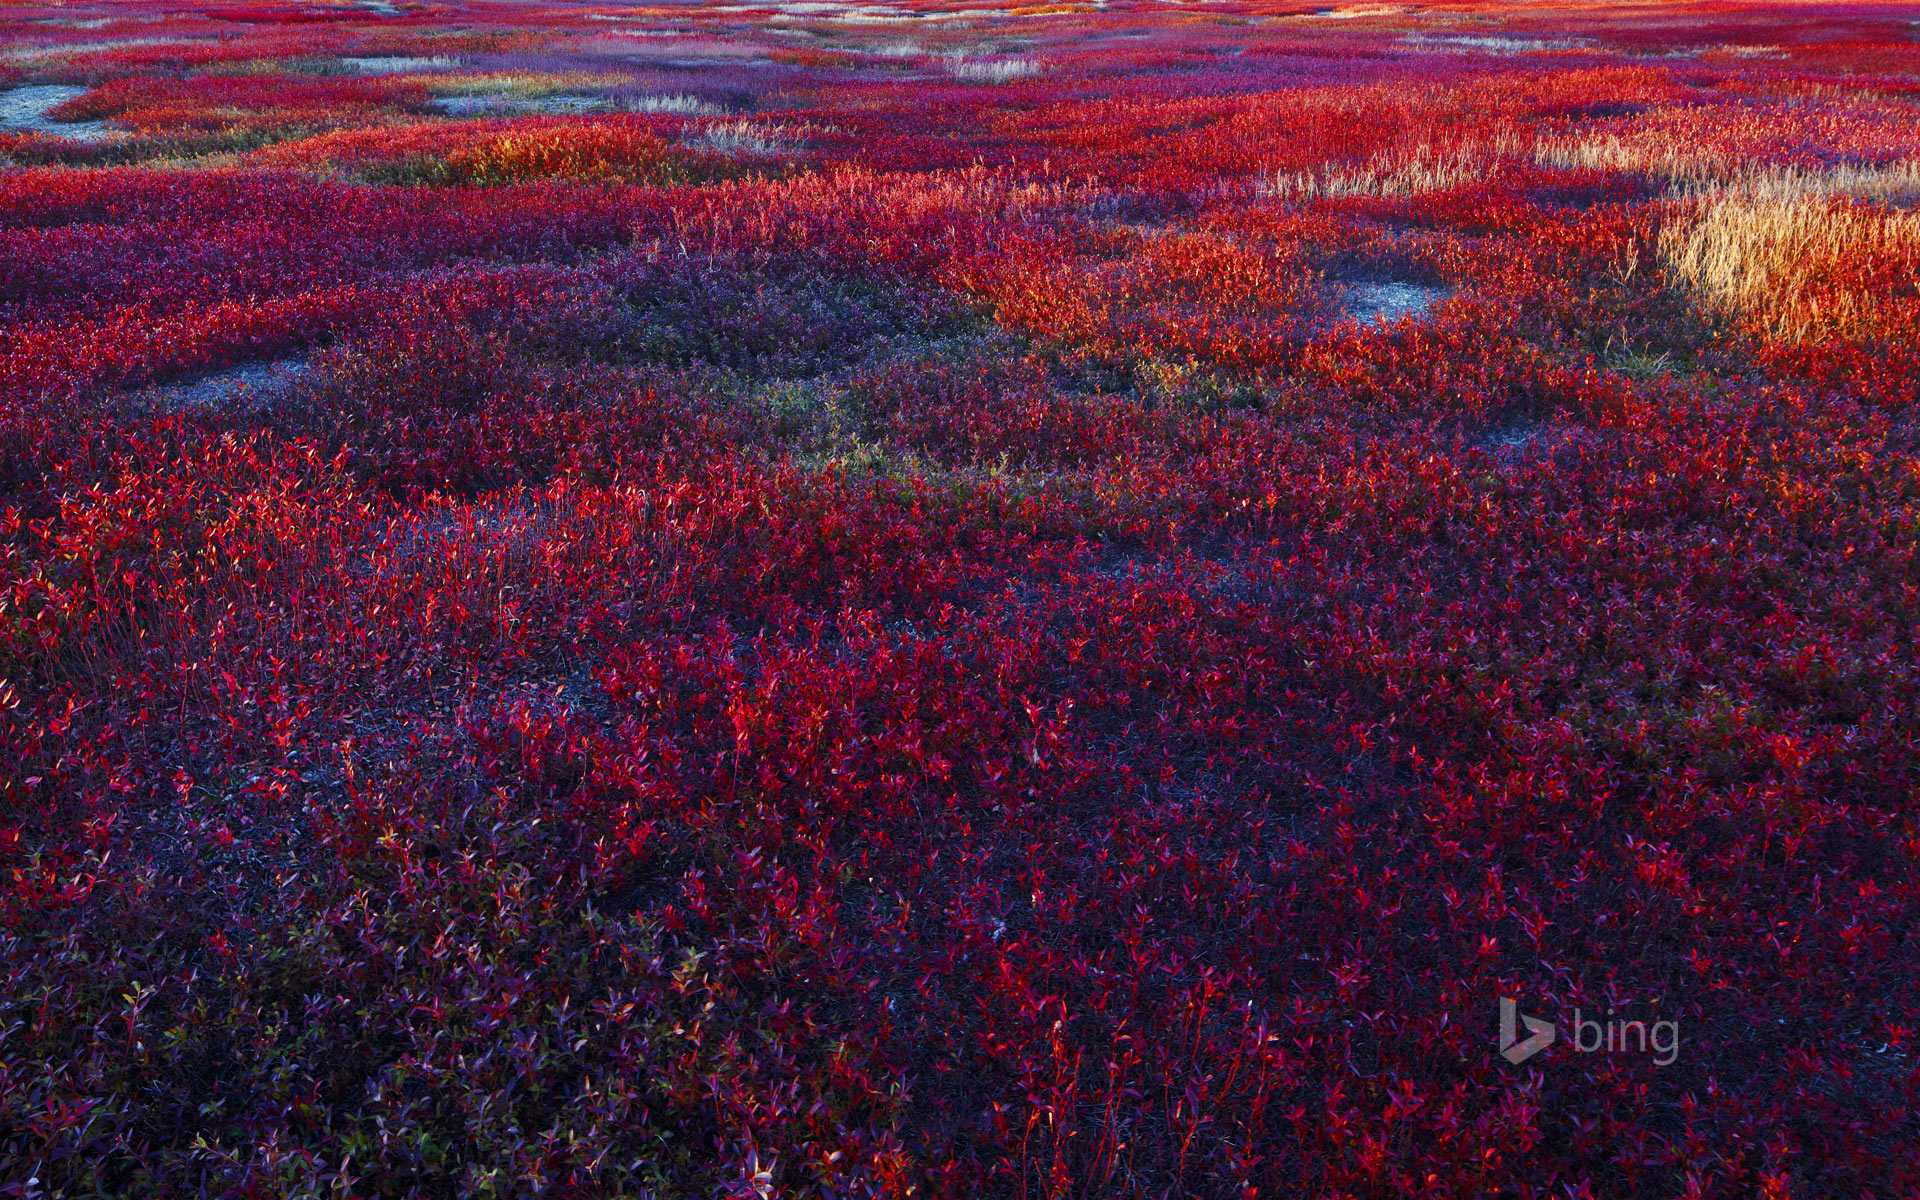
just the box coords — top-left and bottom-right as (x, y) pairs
(2, 1), (1918, 1195)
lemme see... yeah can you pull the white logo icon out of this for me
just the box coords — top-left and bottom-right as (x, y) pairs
(1498, 997), (1556, 1064)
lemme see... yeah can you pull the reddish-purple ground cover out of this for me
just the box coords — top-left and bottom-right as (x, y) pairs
(2, 0), (1918, 1195)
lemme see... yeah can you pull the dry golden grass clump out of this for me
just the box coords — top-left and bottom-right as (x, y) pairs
(1268, 129), (1528, 199)
(1658, 193), (1920, 342)
(1559, 124), (1920, 342)
(1541, 133), (1920, 206)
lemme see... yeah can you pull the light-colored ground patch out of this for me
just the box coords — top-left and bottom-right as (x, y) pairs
(431, 93), (606, 116)
(1484, 420), (1544, 454)
(342, 55), (461, 73)
(1401, 33), (1591, 54)
(139, 358), (311, 412)
(1338, 280), (1451, 325)
(0, 85), (112, 140)
(1480, 419), (1599, 464)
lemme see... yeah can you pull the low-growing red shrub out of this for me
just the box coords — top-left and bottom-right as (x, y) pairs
(2, 2), (1917, 1197)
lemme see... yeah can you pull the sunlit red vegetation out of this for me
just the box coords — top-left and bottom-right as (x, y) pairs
(3, 0), (1919, 1195)
(252, 115), (790, 185)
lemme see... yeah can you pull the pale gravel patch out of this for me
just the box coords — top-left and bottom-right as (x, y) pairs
(1400, 33), (1592, 54)
(139, 358), (311, 412)
(1479, 419), (1601, 465)
(1485, 420), (1544, 453)
(1339, 280), (1450, 325)
(431, 93), (607, 116)
(341, 54), (461, 73)
(0, 85), (112, 141)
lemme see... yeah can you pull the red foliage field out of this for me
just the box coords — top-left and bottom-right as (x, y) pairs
(3, 0), (1918, 1195)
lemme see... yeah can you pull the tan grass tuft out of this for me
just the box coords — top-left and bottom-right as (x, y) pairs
(1269, 130), (1527, 200)
(1658, 195), (1920, 341)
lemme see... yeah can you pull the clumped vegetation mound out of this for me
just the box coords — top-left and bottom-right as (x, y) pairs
(2, 1), (1919, 1197)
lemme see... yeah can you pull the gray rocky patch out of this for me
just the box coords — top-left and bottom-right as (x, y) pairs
(1480, 419), (1600, 465)
(1339, 280), (1449, 325)
(341, 55), (460, 73)
(140, 358), (311, 412)
(0, 84), (112, 141)
(431, 93), (610, 116)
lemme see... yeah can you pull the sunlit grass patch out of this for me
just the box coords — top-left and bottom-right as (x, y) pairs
(1540, 135), (1920, 206)
(1659, 194), (1920, 342)
(251, 118), (757, 185)
(1267, 130), (1528, 199)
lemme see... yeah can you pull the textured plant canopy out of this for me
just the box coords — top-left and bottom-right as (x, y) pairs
(2, 0), (1918, 1195)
